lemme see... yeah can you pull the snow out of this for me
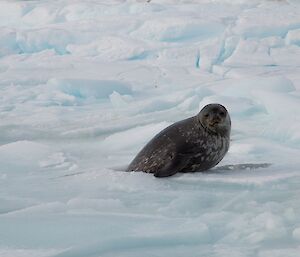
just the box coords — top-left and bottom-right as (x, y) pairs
(0, 0), (300, 256)
(286, 28), (300, 46)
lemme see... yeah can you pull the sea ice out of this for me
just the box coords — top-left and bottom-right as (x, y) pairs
(0, 0), (300, 257)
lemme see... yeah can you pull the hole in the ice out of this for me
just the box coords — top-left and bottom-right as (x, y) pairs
(211, 163), (272, 172)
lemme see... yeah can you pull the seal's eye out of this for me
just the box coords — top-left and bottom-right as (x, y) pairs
(204, 113), (209, 118)
(219, 111), (225, 117)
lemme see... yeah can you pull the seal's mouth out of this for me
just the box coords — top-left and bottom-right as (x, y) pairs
(209, 120), (220, 127)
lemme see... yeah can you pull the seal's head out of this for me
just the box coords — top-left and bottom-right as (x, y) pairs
(198, 103), (231, 136)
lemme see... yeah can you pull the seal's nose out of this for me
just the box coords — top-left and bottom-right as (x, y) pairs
(211, 114), (221, 125)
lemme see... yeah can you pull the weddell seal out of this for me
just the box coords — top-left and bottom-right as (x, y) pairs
(126, 103), (231, 177)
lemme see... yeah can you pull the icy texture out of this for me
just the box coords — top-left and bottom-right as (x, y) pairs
(0, 0), (300, 257)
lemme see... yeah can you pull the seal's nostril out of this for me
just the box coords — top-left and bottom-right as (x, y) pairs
(212, 117), (221, 123)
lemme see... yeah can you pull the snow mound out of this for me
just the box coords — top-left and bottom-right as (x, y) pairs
(132, 18), (225, 42)
(46, 78), (132, 104)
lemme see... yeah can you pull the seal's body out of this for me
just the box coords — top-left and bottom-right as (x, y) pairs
(127, 104), (231, 177)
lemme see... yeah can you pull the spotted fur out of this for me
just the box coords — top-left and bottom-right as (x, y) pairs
(126, 103), (231, 177)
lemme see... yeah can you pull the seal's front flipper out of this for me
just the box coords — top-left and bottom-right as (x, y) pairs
(154, 166), (178, 177)
(154, 153), (189, 178)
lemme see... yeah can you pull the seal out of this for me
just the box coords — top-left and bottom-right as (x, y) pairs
(126, 103), (231, 177)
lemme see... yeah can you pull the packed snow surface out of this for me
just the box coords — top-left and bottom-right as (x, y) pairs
(1, 0), (300, 256)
